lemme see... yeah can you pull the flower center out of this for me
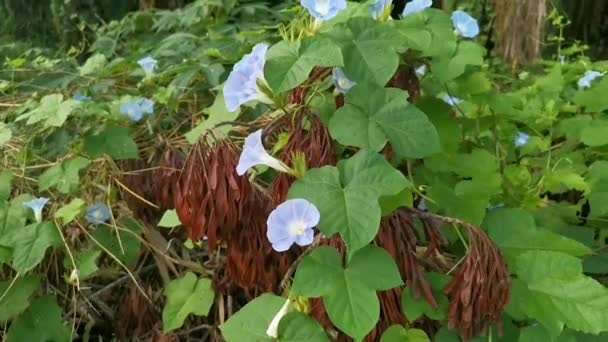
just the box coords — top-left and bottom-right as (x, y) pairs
(288, 221), (306, 237)
(316, 0), (330, 16)
(337, 77), (350, 89)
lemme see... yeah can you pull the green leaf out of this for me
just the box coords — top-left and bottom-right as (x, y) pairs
(265, 36), (342, 93)
(291, 246), (401, 341)
(0, 275), (40, 322)
(291, 246), (343, 297)
(346, 245), (403, 291)
(0, 222), (61, 273)
(0, 122), (12, 147)
(79, 53), (107, 76)
(324, 272), (379, 342)
(288, 150), (408, 254)
(63, 249), (101, 281)
(220, 293), (286, 342)
(513, 250), (608, 335)
(573, 77), (608, 112)
(163, 272), (215, 332)
(15, 94), (78, 128)
(54, 198), (85, 225)
(38, 157), (91, 194)
(401, 287), (447, 321)
(330, 85), (440, 159)
(483, 208), (591, 263)
(544, 170), (589, 194)
(431, 41), (484, 81)
(6, 295), (71, 342)
(380, 325), (430, 342)
(184, 91), (240, 144)
(158, 209), (182, 228)
(0, 170), (13, 200)
(278, 312), (330, 342)
(580, 121), (608, 147)
(396, 9), (457, 57)
(84, 125), (139, 160)
(92, 217), (141, 267)
(340, 18), (401, 86)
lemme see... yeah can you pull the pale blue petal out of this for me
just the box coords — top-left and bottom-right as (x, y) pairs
(451, 10), (479, 38)
(415, 65), (426, 77)
(138, 56), (157, 74)
(86, 203), (111, 224)
(137, 97), (154, 115)
(369, 0), (392, 19)
(236, 130), (287, 175)
(120, 101), (143, 122)
(23, 197), (50, 212)
(301, 0), (347, 21)
(514, 132), (530, 147)
(266, 199), (320, 252)
(443, 94), (461, 106)
(332, 68), (356, 94)
(577, 70), (602, 89)
(403, 0), (432, 16)
(73, 92), (92, 101)
(224, 43), (270, 112)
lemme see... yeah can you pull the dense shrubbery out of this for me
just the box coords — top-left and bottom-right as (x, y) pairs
(1, 0), (608, 341)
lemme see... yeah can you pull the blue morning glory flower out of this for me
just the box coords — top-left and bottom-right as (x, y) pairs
(558, 55), (565, 64)
(137, 56), (157, 75)
(236, 129), (289, 176)
(120, 101), (144, 121)
(514, 132), (530, 147)
(332, 68), (356, 94)
(73, 92), (92, 101)
(85, 203), (111, 225)
(443, 94), (461, 106)
(23, 197), (50, 223)
(301, 0), (347, 21)
(403, 0), (432, 16)
(415, 65), (427, 77)
(417, 198), (427, 211)
(136, 97), (154, 115)
(369, 0), (392, 20)
(451, 10), (479, 38)
(224, 43), (274, 113)
(577, 70), (603, 89)
(266, 198), (320, 252)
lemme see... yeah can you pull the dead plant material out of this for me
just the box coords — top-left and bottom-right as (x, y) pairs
(270, 111), (336, 204)
(387, 65), (421, 102)
(443, 226), (510, 341)
(116, 283), (159, 341)
(174, 134), (250, 248)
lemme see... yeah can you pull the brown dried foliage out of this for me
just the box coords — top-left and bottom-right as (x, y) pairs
(270, 111), (336, 204)
(174, 135), (249, 248)
(443, 227), (510, 341)
(387, 65), (421, 102)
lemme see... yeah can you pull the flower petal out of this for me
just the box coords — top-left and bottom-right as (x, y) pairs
(301, 0), (347, 21)
(236, 130), (288, 175)
(332, 68), (357, 94)
(266, 198), (320, 252)
(451, 10), (479, 38)
(403, 0), (432, 16)
(224, 43), (271, 112)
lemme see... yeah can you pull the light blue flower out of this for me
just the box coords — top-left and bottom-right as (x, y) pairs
(137, 56), (157, 75)
(514, 132), (529, 147)
(137, 97), (154, 115)
(403, 0), (432, 16)
(224, 43), (274, 113)
(85, 203), (111, 225)
(332, 68), (356, 94)
(487, 203), (504, 211)
(73, 92), (92, 101)
(443, 94), (461, 106)
(266, 199), (320, 252)
(23, 197), (50, 223)
(369, 0), (392, 20)
(417, 198), (427, 211)
(120, 101), (144, 121)
(415, 65), (427, 77)
(558, 55), (565, 64)
(301, 0), (347, 21)
(577, 70), (603, 89)
(451, 10), (479, 38)
(236, 129), (289, 176)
